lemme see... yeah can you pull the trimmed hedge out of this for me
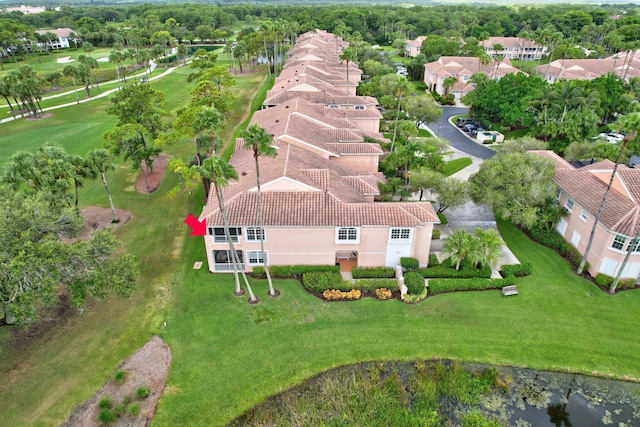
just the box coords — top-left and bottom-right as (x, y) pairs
(302, 272), (345, 293)
(252, 265), (339, 279)
(432, 229), (441, 239)
(353, 278), (398, 291)
(404, 272), (425, 295)
(420, 260), (491, 279)
(428, 276), (516, 294)
(527, 225), (589, 270)
(323, 289), (362, 301)
(352, 267), (395, 279)
(401, 257), (419, 271)
(595, 273), (637, 289)
(375, 288), (393, 300)
(428, 254), (440, 267)
(500, 262), (532, 277)
(404, 285), (427, 303)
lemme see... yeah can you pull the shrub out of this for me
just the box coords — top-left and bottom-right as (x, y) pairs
(437, 213), (449, 225)
(420, 260), (491, 279)
(322, 289), (362, 301)
(500, 262), (532, 277)
(252, 265), (339, 278)
(98, 408), (116, 424)
(404, 272), (425, 295)
(128, 404), (139, 416)
(352, 266), (395, 279)
(114, 370), (127, 385)
(353, 278), (397, 291)
(432, 229), (441, 239)
(136, 387), (150, 400)
(527, 224), (565, 250)
(302, 272), (345, 293)
(98, 397), (112, 409)
(428, 276), (515, 294)
(428, 254), (440, 267)
(375, 288), (393, 300)
(401, 257), (419, 271)
(404, 285), (427, 303)
(595, 273), (614, 287)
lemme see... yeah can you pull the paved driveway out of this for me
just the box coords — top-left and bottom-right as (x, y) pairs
(427, 106), (495, 160)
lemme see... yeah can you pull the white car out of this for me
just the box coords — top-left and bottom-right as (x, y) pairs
(595, 132), (625, 144)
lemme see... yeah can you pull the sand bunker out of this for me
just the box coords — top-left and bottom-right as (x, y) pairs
(57, 56), (74, 64)
(97, 57), (110, 62)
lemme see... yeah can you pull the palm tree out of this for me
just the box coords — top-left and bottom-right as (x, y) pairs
(472, 228), (503, 269)
(196, 156), (258, 303)
(390, 77), (413, 152)
(577, 112), (640, 275)
(442, 76), (457, 95)
(68, 154), (94, 210)
(63, 65), (80, 104)
(241, 124), (279, 297)
(109, 50), (124, 83)
(177, 43), (188, 66)
(443, 229), (473, 270)
(87, 149), (119, 223)
(339, 46), (357, 102)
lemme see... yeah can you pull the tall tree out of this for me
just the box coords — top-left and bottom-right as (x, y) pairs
(86, 149), (119, 223)
(241, 124), (279, 298)
(196, 156), (258, 303)
(577, 112), (640, 275)
(443, 229), (473, 270)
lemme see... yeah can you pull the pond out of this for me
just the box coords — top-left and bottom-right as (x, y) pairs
(229, 361), (640, 426)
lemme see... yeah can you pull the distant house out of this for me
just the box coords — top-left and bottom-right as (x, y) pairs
(35, 28), (76, 49)
(534, 150), (640, 280)
(480, 36), (546, 61)
(424, 56), (524, 100)
(200, 30), (440, 274)
(537, 50), (640, 83)
(404, 36), (427, 58)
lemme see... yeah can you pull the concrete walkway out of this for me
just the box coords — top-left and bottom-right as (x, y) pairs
(1, 50), (184, 125)
(425, 140), (520, 276)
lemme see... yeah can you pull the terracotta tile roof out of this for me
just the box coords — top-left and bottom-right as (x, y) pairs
(533, 151), (640, 235)
(530, 150), (575, 170)
(405, 36), (427, 48)
(36, 28), (74, 38)
(205, 191), (438, 227)
(327, 143), (383, 154)
(537, 55), (640, 81)
(426, 56), (523, 78)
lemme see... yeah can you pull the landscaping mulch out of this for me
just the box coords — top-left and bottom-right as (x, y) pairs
(62, 335), (171, 427)
(135, 153), (170, 194)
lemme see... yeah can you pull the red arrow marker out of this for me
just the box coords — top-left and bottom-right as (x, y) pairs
(184, 214), (206, 236)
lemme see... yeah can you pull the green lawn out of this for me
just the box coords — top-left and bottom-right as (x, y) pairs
(0, 48), (117, 79)
(443, 157), (472, 176)
(0, 64), (269, 427)
(153, 218), (640, 426)
(2, 54), (640, 427)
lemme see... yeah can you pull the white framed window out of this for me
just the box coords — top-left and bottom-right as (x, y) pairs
(631, 238), (640, 253)
(209, 227), (241, 243)
(354, 104), (365, 110)
(580, 209), (587, 221)
(565, 197), (574, 212)
(245, 227), (265, 242)
(554, 187), (561, 201)
(612, 234), (627, 251)
(328, 104), (340, 109)
(213, 250), (244, 271)
(336, 227), (359, 244)
(247, 251), (267, 265)
(390, 228), (411, 241)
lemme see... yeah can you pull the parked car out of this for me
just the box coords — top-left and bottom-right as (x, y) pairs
(463, 124), (478, 132)
(594, 132), (625, 144)
(456, 118), (475, 127)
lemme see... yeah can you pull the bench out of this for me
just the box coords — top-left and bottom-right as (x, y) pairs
(502, 285), (518, 296)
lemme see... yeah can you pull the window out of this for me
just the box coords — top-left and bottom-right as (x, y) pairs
(554, 187), (561, 201)
(213, 250), (244, 271)
(209, 227), (241, 243)
(632, 238), (640, 253)
(246, 227), (265, 241)
(354, 104), (365, 110)
(328, 104), (340, 109)
(580, 209), (587, 221)
(612, 234), (627, 251)
(390, 228), (411, 240)
(565, 197), (574, 212)
(336, 227), (359, 243)
(247, 251), (267, 265)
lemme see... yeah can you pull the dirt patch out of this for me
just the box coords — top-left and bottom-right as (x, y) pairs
(66, 207), (131, 243)
(136, 153), (170, 194)
(24, 112), (54, 121)
(62, 336), (171, 427)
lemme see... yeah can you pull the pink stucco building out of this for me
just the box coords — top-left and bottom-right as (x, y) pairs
(200, 30), (439, 273)
(535, 151), (640, 279)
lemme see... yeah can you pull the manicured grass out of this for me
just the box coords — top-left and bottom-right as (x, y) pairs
(0, 48), (118, 79)
(153, 217), (640, 426)
(0, 64), (270, 427)
(443, 157), (472, 176)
